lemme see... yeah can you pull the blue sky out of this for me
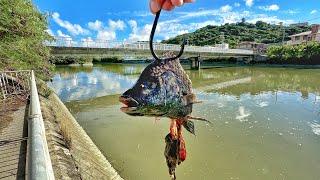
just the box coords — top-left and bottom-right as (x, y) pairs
(34, 0), (320, 42)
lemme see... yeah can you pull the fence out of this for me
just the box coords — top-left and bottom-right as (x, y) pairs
(46, 37), (254, 55)
(0, 70), (31, 100)
(28, 70), (55, 180)
(0, 70), (55, 180)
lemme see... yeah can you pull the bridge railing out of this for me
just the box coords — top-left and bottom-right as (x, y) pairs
(46, 37), (254, 55)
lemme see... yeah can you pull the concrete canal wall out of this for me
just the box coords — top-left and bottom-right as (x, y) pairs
(37, 81), (123, 180)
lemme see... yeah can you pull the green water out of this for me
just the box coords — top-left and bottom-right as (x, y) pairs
(49, 64), (320, 180)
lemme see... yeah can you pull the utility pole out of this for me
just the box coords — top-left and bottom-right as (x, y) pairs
(280, 22), (285, 45)
(220, 32), (225, 44)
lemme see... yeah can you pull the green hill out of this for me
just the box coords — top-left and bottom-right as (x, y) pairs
(163, 21), (310, 48)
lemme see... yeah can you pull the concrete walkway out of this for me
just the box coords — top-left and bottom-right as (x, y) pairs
(0, 100), (28, 180)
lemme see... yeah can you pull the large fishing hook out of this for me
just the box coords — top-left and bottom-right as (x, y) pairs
(149, 9), (186, 62)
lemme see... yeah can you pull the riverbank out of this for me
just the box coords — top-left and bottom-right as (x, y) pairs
(38, 81), (123, 180)
(50, 55), (320, 67)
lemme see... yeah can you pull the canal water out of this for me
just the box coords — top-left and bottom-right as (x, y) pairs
(48, 64), (320, 180)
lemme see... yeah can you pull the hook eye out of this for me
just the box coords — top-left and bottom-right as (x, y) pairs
(149, 10), (186, 62)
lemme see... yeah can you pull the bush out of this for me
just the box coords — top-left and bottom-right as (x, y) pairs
(267, 42), (320, 65)
(92, 56), (122, 63)
(0, 0), (53, 80)
(49, 56), (93, 65)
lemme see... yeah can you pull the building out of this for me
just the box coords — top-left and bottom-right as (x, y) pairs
(289, 22), (309, 27)
(287, 24), (320, 45)
(237, 41), (268, 53)
(215, 43), (229, 49)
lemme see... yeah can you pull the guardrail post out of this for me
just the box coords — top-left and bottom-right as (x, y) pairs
(28, 70), (55, 180)
(0, 72), (6, 99)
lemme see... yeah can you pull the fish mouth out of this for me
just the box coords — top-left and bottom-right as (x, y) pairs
(119, 95), (139, 113)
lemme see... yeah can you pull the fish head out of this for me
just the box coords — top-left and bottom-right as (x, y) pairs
(119, 57), (195, 117)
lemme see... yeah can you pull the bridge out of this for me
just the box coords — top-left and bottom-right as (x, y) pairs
(47, 37), (255, 62)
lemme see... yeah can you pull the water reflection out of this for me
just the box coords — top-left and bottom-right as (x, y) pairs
(50, 65), (320, 102)
(51, 64), (320, 180)
(48, 65), (146, 101)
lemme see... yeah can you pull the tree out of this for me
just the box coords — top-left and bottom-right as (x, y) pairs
(0, 0), (53, 79)
(255, 21), (268, 29)
(163, 21), (310, 48)
(241, 18), (246, 24)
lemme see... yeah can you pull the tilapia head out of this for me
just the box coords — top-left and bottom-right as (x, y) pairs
(119, 52), (196, 118)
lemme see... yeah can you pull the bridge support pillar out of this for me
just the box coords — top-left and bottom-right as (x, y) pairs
(190, 55), (201, 70)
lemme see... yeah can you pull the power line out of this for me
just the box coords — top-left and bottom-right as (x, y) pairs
(307, 16), (320, 22)
(297, 16), (320, 23)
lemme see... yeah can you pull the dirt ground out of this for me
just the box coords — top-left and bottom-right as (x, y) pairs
(0, 97), (28, 179)
(0, 97), (26, 133)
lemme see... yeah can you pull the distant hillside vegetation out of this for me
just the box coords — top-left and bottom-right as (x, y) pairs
(163, 21), (310, 48)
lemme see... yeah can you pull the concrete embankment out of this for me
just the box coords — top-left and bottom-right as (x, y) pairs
(38, 82), (123, 180)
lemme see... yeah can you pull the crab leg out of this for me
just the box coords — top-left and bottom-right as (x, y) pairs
(170, 119), (178, 139)
(186, 115), (211, 123)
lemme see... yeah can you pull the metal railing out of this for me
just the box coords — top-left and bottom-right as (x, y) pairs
(28, 70), (55, 180)
(46, 37), (254, 55)
(0, 70), (31, 100)
(0, 70), (55, 179)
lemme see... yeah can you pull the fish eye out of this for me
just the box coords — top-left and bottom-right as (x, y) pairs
(140, 84), (145, 88)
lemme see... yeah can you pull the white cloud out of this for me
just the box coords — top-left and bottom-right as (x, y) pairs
(52, 12), (89, 35)
(97, 31), (116, 41)
(175, 10), (219, 20)
(268, 4), (280, 11)
(311, 10), (318, 14)
(81, 37), (96, 47)
(125, 8), (294, 42)
(128, 20), (152, 41)
(259, 4), (280, 11)
(220, 5), (232, 13)
(56, 30), (74, 46)
(234, 2), (241, 7)
(88, 20), (103, 31)
(108, 20), (126, 30)
(50, 6), (296, 43)
(56, 30), (72, 40)
(127, 19), (189, 42)
(283, 9), (299, 14)
(87, 19), (126, 41)
(247, 14), (294, 25)
(128, 20), (138, 34)
(244, 0), (253, 7)
(81, 37), (93, 42)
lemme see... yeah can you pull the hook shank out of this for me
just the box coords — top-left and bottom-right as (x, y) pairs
(149, 10), (186, 62)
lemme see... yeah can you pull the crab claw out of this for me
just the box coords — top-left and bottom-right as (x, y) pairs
(179, 137), (186, 162)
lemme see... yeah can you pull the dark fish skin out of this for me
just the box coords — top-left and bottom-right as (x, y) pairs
(120, 52), (196, 118)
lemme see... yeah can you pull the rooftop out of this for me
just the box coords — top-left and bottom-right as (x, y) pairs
(289, 31), (312, 37)
(238, 41), (265, 45)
